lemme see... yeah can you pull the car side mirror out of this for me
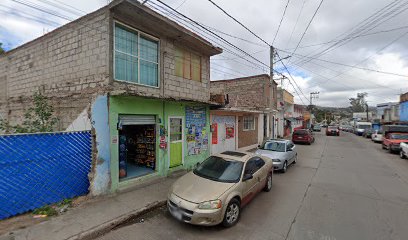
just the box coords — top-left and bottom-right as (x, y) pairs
(242, 173), (253, 181)
(257, 145), (261, 148)
(287, 148), (292, 151)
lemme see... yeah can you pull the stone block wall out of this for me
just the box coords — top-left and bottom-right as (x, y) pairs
(0, 8), (110, 130)
(210, 74), (276, 110)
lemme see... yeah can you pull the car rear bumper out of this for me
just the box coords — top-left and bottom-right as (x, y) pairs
(167, 194), (223, 226)
(293, 138), (310, 143)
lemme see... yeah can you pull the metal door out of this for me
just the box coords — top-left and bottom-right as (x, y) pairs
(169, 117), (183, 168)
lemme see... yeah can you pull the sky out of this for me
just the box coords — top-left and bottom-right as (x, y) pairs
(1, 0), (408, 107)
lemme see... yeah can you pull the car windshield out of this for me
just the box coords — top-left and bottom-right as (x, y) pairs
(390, 134), (408, 140)
(358, 125), (371, 129)
(193, 156), (243, 183)
(261, 141), (286, 152)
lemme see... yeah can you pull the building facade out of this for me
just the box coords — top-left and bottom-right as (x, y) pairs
(400, 92), (408, 122)
(209, 74), (278, 152)
(0, 0), (222, 194)
(277, 88), (294, 137)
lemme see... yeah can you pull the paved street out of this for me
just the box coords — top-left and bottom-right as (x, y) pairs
(97, 131), (408, 240)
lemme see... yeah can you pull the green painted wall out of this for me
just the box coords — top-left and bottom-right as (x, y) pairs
(109, 96), (210, 192)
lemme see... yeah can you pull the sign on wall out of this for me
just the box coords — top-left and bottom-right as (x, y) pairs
(212, 123), (218, 144)
(186, 106), (207, 155)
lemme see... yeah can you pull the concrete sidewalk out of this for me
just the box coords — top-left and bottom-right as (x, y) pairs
(0, 174), (181, 240)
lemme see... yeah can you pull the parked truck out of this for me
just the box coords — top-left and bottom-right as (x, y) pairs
(354, 122), (372, 136)
(400, 142), (408, 159)
(382, 125), (408, 153)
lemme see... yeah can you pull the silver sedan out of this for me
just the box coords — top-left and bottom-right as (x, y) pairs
(255, 139), (298, 173)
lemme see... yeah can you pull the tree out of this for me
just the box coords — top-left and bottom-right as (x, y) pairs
(349, 92), (367, 112)
(0, 42), (4, 54)
(0, 91), (59, 133)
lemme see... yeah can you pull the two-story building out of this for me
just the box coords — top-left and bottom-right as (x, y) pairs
(0, 0), (222, 194)
(209, 74), (278, 153)
(277, 88), (294, 137)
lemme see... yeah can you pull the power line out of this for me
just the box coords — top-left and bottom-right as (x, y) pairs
(206, 0), (270, 46)
(284, 24), (408, 51)
(285, 0), (306, 50)
(279, 48), (408, 78)
(276, 52), (310, 104)
(293, 0), (408, 67)
(289, 0), (325, 60)
(272, 0), (291, 45)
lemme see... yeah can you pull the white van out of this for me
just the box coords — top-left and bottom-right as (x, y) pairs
(355, 122), (372, 136)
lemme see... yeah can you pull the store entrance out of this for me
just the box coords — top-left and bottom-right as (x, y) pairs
(119, 124), (156, 181)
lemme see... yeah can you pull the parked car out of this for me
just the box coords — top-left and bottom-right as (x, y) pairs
(312, 124), (322, 132)
(167, 151), (273, 227)
(400, 142), (408, 159)
(256, 139), (297, 173)
(362, 129), (374, 138)
(382, 125), (408, 153)
(292, 129), (315, 145)
(371, 130), (383, 143)
(326, 126), (340, 136)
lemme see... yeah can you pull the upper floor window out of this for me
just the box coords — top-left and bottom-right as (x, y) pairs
(114, 23), (159, 87)
(243, 116), (255, 131)
(175, 46), (201, 82)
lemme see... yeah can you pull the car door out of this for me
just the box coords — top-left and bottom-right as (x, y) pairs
(241, 158), (260, 206)
(254, 157), (267, 190)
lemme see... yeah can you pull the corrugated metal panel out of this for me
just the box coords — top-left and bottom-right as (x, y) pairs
(119, 115), (156, 125)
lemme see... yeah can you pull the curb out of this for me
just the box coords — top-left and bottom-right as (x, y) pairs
(66, 200), (167, 240)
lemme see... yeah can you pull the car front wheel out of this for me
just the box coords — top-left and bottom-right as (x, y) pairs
(222, 199), (240, 227)
(400, 150), (406, 159)
(263, 174), (272, 192)
(281, 161), (288, 173)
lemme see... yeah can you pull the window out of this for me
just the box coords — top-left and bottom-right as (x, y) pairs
(175, 46), (201, 81)
(114, 23), (159, 87)
(243, 116), (255, 131)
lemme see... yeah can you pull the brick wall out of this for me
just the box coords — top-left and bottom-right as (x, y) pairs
(0, 3), (217, 131)
(0, 9), (110, 130)
(210, 74), (276, 110)
(238, 115), (258, 148)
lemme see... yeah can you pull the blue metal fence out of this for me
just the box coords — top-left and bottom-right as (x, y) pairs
(0, 131), (92, 220)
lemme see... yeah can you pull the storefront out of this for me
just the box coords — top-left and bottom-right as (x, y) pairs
(109, 96), (211, 192)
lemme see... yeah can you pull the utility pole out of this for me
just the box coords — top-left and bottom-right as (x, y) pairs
(366, 103), (369, 121)
(270, 46), (275, 139)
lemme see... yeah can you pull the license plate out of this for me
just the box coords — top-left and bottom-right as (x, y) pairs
(298, 137), (303, 139)
(172, 209), (183, 220)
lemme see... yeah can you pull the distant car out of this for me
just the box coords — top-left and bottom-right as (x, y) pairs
(292, 129), (315, 145)
(362, 129), (373, 138)
(256, 139), (297, 173)
(167, 151), (273, 227)
(371, 130), (383, 143)
(312, 124), (322, 132)
(326, 126), (340, 136)
(382, 133), (408, 153)
(400, 142), (408, 159)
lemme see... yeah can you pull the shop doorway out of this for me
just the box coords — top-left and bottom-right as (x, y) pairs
(118, 116), (156, 181)
(211, 115), (236, 154)
(169, 117), (183, 168)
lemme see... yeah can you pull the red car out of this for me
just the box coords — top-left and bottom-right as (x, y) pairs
(292, 129), (315, 145)
(326, 126), (340, 136)
(382, 133), (408, 153)
(382, 125), (408, 153)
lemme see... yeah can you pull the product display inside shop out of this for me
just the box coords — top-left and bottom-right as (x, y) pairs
(119, 124), (156, 180)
